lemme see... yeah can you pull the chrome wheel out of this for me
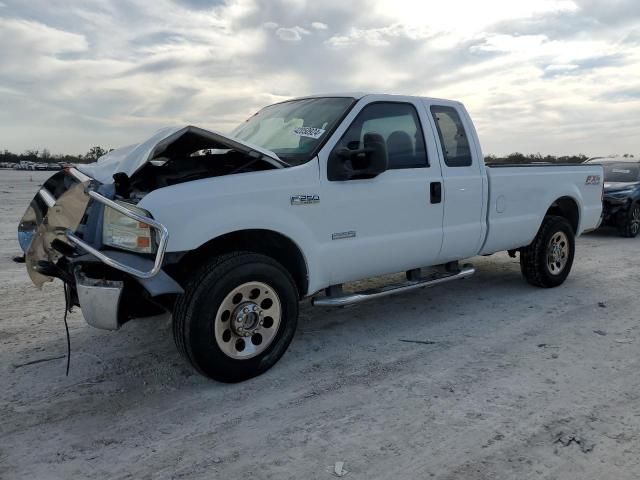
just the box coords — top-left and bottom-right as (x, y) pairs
(214, 281), (282, 360)
(630, 206), (640, 236)
(547, 231), (569, 275)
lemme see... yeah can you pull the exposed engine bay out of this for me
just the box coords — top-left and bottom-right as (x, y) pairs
(77, 125), (285, 201)
(126, 149), (275, 197)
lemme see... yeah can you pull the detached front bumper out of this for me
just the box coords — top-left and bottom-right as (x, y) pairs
(19, 168), (180, 330)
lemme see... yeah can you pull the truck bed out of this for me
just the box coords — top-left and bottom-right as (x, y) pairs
(480, 163), (603, 255)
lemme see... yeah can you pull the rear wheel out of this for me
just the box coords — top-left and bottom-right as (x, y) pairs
(520, 216), (575, 288)
(173, 252), (298, 382)
(619, 202), (640, 238)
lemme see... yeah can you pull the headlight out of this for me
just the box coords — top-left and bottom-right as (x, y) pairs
(102, 201), (156, 253)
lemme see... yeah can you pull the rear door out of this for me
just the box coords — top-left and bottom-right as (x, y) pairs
(317, 96), (445, 285)
(426, 103), (485, 262)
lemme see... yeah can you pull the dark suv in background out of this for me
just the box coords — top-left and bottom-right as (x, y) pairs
(586, 157), (640, 237)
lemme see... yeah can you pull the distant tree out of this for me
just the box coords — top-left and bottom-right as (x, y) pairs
(84, 146), (109, 162)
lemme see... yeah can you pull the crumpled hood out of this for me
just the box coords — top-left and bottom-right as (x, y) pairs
(78, 126), (284, 184)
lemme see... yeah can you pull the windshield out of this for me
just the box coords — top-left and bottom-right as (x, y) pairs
(231, 97), (355, 165)
(604, 163), (640, 183)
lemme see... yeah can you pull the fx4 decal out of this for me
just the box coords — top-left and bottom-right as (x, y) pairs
(585, 175), (601, 185)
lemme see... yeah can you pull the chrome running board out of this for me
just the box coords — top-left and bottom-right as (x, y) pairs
(312, 265), (475, 308)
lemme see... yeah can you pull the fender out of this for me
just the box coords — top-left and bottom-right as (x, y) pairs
(137, 161), (330, 293)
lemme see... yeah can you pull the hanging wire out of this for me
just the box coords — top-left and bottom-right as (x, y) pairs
(62, 282), (71, 376)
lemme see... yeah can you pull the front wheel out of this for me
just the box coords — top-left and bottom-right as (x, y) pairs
(520, 216), (575, 288)
(619, 202), (640, 238)
(173, 252), (299, 382)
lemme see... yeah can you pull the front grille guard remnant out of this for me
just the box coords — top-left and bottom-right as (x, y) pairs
(65, 168), (169, 279)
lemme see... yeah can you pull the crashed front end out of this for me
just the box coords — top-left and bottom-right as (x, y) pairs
(19, 168), (173, 330)
(18, 125), (283, 330)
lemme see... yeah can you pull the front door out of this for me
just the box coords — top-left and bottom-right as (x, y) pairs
(318, 97), (445, 285)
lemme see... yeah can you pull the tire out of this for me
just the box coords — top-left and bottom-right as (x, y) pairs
(520, 216), (575, 288)
(173, 252), (299, 382)
(619, 202), (640, 238)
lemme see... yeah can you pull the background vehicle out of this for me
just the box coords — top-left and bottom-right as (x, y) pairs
(586, 158), (640, 237)
(18, 94), (603, 382)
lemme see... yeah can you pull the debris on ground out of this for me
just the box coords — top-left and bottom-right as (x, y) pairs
(399, 339), (437, 345)
(593, 330), (607, 336)
(554, 433), (595, 453)
(333, 461), (348, 477)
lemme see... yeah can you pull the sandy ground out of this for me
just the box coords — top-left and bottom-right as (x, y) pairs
(1, 169), (639, 479)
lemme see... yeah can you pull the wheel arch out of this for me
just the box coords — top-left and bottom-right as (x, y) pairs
(545, 196), (580, 233)
(171, 229), (309, 298)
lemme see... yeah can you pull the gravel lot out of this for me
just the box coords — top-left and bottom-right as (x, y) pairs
(1, 169), (639, 479)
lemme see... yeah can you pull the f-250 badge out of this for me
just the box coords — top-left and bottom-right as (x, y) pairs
(585, 175), (601, 185)
(291, 194), (320, 205)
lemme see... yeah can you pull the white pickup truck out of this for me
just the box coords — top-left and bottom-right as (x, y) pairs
(18, 93), (603, 382)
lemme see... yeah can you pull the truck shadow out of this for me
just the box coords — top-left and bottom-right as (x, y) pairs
(6, 253), (550, 415)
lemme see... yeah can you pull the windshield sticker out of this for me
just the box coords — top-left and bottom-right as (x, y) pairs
(292, 127), (325, 139)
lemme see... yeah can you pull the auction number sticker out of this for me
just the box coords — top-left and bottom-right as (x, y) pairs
(292, 127), (325, 139)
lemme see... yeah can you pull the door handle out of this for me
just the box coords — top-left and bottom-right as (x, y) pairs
(430, 182), (442, 204)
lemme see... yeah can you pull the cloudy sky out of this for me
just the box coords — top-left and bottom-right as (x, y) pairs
(1, 0), (639, 156)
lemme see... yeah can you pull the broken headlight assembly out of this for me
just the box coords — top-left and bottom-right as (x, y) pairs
(102, 201), (157, 254)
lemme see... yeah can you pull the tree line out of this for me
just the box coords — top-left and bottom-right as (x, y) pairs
(486, 152), (635, 164)
(0, 147), (636, 165)
(0, 146), (112, 165)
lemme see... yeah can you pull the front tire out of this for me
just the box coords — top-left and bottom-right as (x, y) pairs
(520, 216), (575, 288)
(173, 252), (299, 382)
(619, 202), (640, 238)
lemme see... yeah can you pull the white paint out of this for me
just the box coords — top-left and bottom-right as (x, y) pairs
(129, 94), (603, 296)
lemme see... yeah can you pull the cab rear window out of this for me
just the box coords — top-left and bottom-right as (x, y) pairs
(430, 106), (472, 167)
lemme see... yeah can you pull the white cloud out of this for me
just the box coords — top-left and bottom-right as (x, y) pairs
(0, 0), (639, 157)
(275, 26), (310, 42)
(326, 24), (432, 48)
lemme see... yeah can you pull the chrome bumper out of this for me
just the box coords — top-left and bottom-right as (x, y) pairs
(75, 271), (123, 330)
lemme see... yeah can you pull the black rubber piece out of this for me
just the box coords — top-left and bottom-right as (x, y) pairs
(619, 202), (640, 238)
(173, 252), (298, 382)
(520, 215), (575, 288)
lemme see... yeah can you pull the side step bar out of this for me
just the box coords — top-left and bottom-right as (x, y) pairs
(312, 265), (475, 308)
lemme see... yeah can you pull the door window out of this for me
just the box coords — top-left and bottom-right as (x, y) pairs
(430, 106), (472, 167)
(334, 102), (428, 169)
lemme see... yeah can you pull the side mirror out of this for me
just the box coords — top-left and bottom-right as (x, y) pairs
(328, 133), (389, 181)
